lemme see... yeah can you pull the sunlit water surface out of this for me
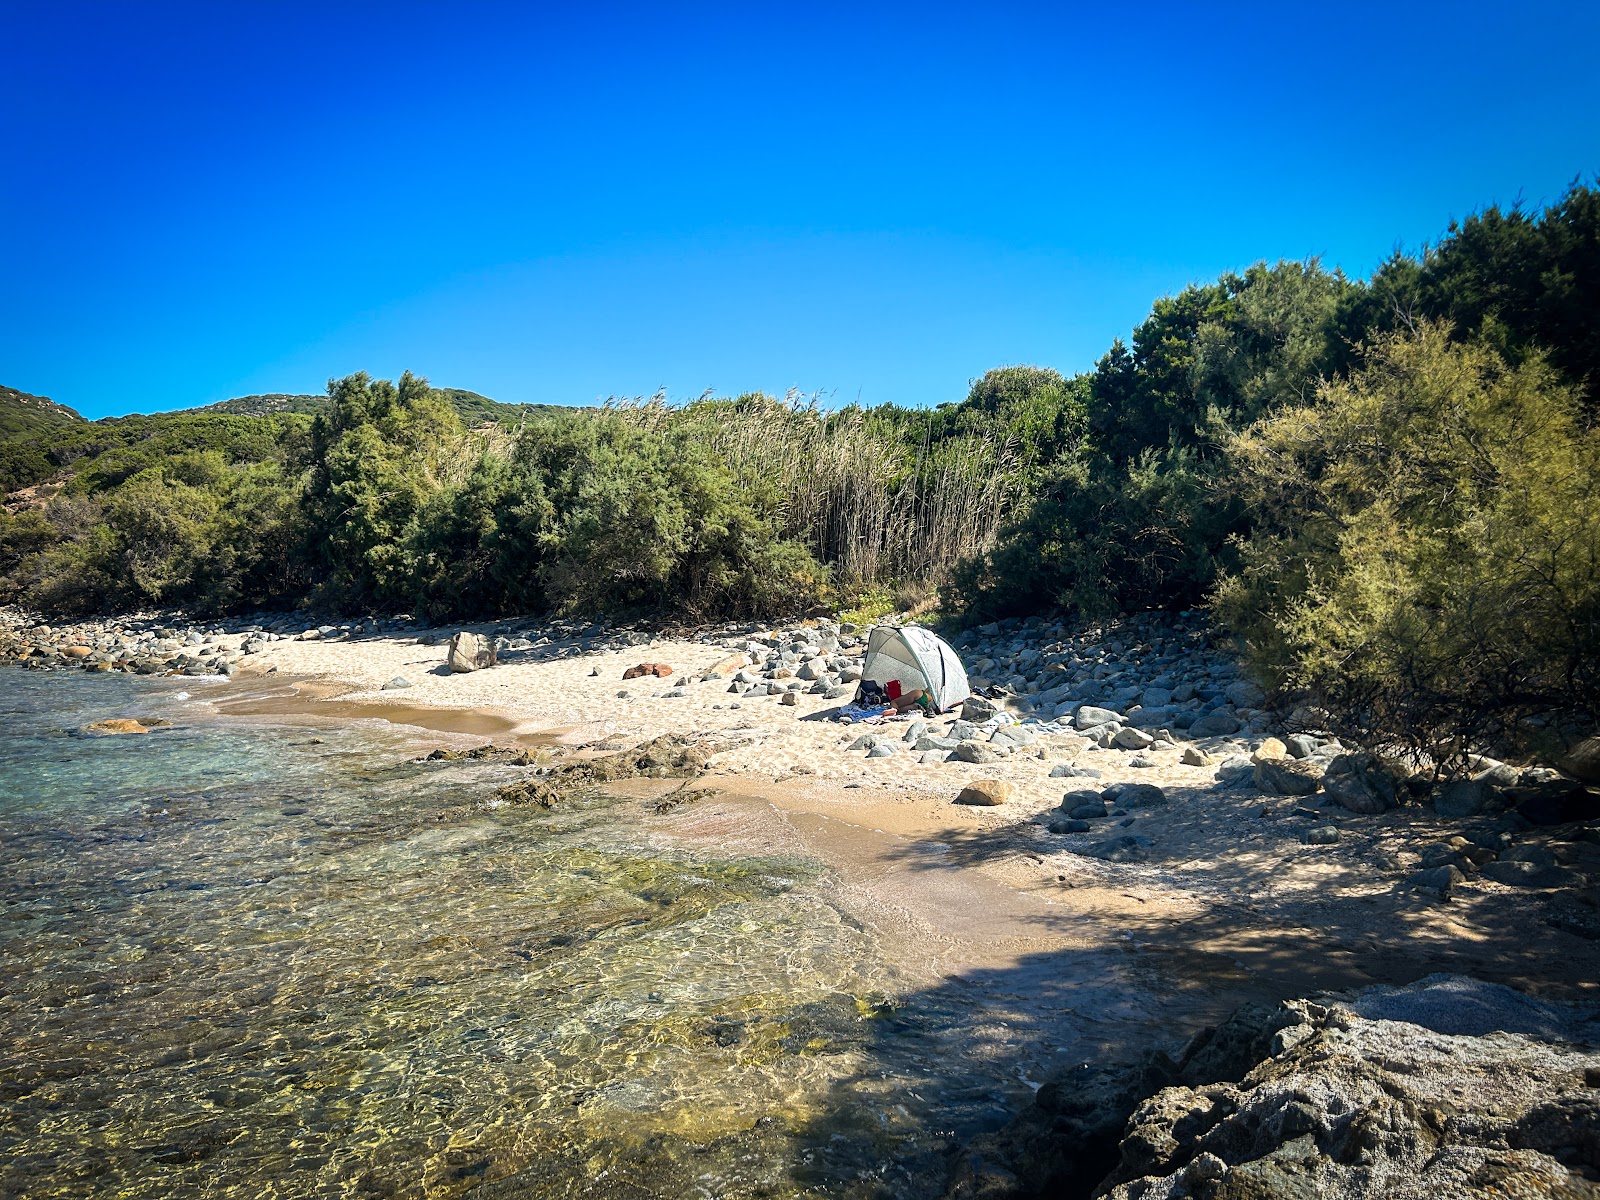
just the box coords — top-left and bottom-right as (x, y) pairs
(1, 669), (1138, 1199)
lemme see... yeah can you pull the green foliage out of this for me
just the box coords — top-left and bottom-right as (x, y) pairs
(950, 260), (1349, 616)
(302, 371), (464, 607)
(517, 409), (827, 619)
(1216, 324), (1600, 759)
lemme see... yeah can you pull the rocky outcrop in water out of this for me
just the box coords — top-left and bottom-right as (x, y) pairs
(948, 976), (1600, 1200)
(491, 734), (732, 810)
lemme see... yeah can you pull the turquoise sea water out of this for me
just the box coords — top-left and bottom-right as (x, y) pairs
(2, 669), (1141, 1198)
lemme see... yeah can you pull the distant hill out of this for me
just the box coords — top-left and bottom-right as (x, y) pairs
(198, 393), (327, 417)
(0, 385), (85, 439)
(194, 387), (560, 426)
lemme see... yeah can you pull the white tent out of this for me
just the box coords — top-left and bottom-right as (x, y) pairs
(862, 625), (971, 713)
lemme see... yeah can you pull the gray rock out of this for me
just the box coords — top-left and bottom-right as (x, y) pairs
(1435, 777), (1499, 819)
(903, 720), (929, 743)
(1100, 976), (1600, 1200)
(1081, 835), (1153, 863)
(1254, 757), (1324, 796)
(825, 684), (854, 700)
(1125, 706), (1177, 729)
(1284, 733), (1322, 759)
(1481, 859), (1575, 888)
(1301, 825), (1340, 845)
(1045, 817), (1092, 835)
(865, 741), (896, 758)
(1112, 726), (1155, 750)
(796, 657), (829, 681)
(848, 733), (880, 751)
(1407, 864), (1465, 897)
(381, 676), (413, 690)
(1322, 752), (1399, 814)
(1068, 803), (1110, 820)
(1187, 710), (1242, 737)
(952, 741), (1001, 765)
(1049, 764), (1102, 779)
(915, 735), (961, 752)
(1074, 705), (1122, 730)
(1118, 783), (1168, 809)
(990, 724), (1036, 748)
(950, 720), (981, 741)
(1418, 843), (1471, 871)
(960, 695), (999, 723)
(1060, 788), (1106, 811)
(778, 691), (797, 706)
(1223, 679), (1266, 708)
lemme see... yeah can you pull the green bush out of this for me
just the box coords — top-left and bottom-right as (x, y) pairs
(1216, 323), (1600, 760)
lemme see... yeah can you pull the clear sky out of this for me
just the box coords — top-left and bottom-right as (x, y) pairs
(3, 1), (1597, 418)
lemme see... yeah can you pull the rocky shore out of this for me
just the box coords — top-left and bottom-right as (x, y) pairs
(7, 603), (1600, 1198)
(952, 974), (1600, 1199)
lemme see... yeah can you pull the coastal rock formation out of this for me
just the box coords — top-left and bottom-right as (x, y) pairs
(1100, 976), (1600, 1200)
(947, 976), (1600, 1200)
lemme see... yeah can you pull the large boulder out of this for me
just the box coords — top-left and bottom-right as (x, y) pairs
(1434, 776), (1499, 818)
(1223, 679), (1267, 709)
(1117, 783), (1168, 809)
(1101, 976), (1600, 1200)
(447, 631), (498, 673)
(1559, 735), (1600, 785)
(1188, 710), (1242, 737)
(1322, 751), (1399, 814)
(1253, 756), (1324, 796)
(1074, 706), (1122, 731)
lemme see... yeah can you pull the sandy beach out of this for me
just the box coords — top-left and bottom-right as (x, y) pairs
(198, 623), (1600, 1008)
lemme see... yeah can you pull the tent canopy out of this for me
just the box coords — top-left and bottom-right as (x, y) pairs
(862, 625), (971, 713)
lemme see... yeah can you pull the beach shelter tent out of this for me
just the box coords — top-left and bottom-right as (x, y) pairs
(862, 626), (971, 713)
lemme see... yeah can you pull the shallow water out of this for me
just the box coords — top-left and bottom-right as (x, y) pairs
(0, 669), (1171, 1198)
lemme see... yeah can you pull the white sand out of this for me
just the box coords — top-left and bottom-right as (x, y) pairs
(225, 631), (1225, 824)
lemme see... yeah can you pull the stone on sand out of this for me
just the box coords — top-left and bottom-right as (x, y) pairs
(955, 779), (1014, 806)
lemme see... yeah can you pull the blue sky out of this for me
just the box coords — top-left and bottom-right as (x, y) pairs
(3, 2), (1597, 418)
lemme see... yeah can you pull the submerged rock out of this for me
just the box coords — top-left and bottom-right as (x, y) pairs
(492, 734), (726, 810)
(79, 717), (170, 736)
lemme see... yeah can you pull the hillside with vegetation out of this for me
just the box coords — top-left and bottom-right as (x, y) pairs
(3, 181), (1596, 760)
(0, 384), (83, 440)
(193, 386), (556, 426)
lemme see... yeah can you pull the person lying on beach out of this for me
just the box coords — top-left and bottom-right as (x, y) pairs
(885, 682), (934, 716)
